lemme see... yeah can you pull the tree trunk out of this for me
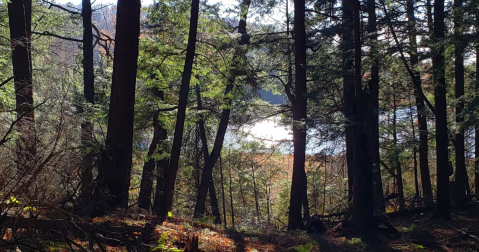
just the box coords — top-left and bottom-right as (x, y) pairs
(79, 0), (95, 197)
(287, 0), (307, 230)
(195, 83), (221, 223)
(453, 0), (468, 205)
(368, 0), (385, 215)
(476, 39), (479, 197)
(352, 0), (376, 231)
(193, 0), (251, 219)
(433, 0), (451, 220)
(8, 0), (36, 175)
(406, 0), (433, 204)
(95, 0), (141, 214)
(228, 151), (235, 227)
(138, 89), (167, 210)
(156, 0), (199, 216)
(209, 180), (221, 224)
(252, 163), (261, 221)
(408, 94), (420, 199)
(220, 155), (227, 228)
(342, 0), (355, 206)
(393, 87), (405, 211)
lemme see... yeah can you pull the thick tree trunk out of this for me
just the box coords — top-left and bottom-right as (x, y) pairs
(157, 0), (199, 216)
(80, 0), (95, 197)
(476, 42), (479, 196)
(368, 0), (385, 214)
(8, 0), (36, 175)
(433, 0), (451, 220)
(352, 0), (376, 231)
(193, 0), (251, 219)
(95, 0), (141, 214)
(287, 0), (308, 230)
(138, 89), (167, 210)
(406, 0), (433, 203)
(342, 0), (355, 206)
(453, 0), (469, 205)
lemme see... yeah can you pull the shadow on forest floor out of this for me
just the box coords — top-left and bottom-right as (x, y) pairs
(1, 205), (479, 251)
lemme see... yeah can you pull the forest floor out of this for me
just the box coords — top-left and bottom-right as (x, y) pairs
(1, 205), (479, 252)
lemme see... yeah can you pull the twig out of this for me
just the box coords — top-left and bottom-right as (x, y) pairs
(32, 31), (83, 43)
(447, 222), (479, 243)
(0, 76), (14, 88)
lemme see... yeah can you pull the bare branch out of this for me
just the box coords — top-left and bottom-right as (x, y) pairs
(0, 76), (14, 88)
(33, 31), (83, 43)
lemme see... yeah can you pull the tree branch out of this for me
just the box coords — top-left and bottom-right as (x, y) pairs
(43, 0), (81, 15)
(33, 31), (83, 43)
(0, 76), (14, 88)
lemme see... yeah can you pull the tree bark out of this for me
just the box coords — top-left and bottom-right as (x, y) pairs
(342, 0), (355, 206)
(8, 0), (36, 175)
(228, 151), (235, 227)
(453, 0), (469, 205)
(393, 86), (405, 211)
(95, 0), (141, 214)
(406, 0), (433, 203)
(352, 0), (376, 231)
(79, 0), (95, 197)
(219, 155), (227, 228)
(433, 0), (451, 220)
(368, 0), (385, 214)
(194, 84), (221, 223)
(156, 0), (200, 216)
(476, 36), (479, 197)
(252, 163), (261, 221)
(193, 0), (251, 219)
(138, 89), (167, 210)
(287, 0), (308, 230)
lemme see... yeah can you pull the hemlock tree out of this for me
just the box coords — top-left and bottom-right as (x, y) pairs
(453, 0), (469, 204)
(342, 0), (355, 206)
(8, 0), (37, 174)
(287, 0), (308, 230)
(95, 0), (141, 214)
(79, 0), (95, 199)
(433, 0), (451, 220)
(352, 0), (376, 231)
(193, 0), (252, 219)
(158, 0), (200, 216)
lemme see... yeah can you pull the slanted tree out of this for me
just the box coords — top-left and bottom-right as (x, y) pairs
(8, 0), (36, 174)
(158, 0), (200, 216)
(193, 0), (251, 219)
(95, 0), (141, 213)
(195, 83), (222, 224)
(433, 0), (451, 220)
(138, 88), (168, 210)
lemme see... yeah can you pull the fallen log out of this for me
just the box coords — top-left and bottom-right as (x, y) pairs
(385, 205), (434, 218)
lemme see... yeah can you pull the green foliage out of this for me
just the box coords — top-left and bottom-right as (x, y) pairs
(294, 242), (314, 252)
(153, 231), (182, 252)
